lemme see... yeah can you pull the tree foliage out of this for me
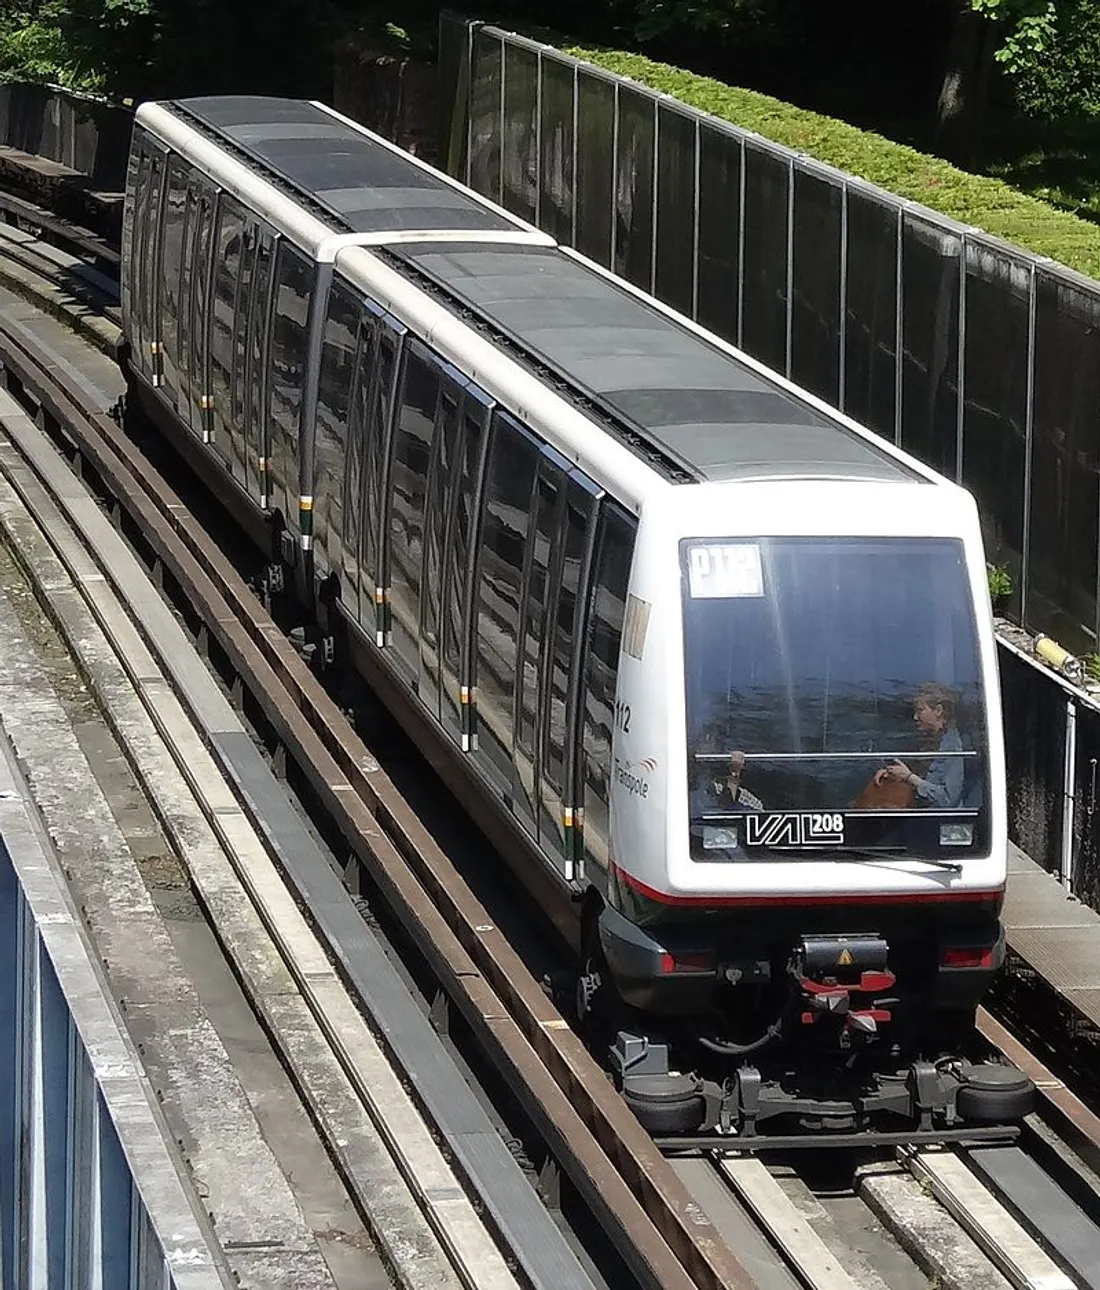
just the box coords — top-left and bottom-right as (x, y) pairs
(1, 0), (1097, 144)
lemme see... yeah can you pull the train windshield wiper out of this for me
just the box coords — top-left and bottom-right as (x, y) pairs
(834, 846), (963, 875)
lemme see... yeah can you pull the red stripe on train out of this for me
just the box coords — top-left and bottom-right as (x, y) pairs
(610, 862), (1003, 908)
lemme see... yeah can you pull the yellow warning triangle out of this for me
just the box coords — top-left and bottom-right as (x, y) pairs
(837, 948), (853, 967)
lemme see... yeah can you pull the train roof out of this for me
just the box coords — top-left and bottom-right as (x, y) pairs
(166, 95), (522, 235)
(391, 241), (918, 485)
(161, 95), (922, 488)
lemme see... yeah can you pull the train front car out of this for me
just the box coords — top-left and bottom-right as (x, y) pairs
(595, 478), (1033, 1140)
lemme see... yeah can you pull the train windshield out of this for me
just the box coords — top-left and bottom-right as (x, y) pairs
(682, 537), (990, 860)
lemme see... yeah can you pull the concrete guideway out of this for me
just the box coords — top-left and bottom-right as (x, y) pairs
(0, 378), (552, 1288)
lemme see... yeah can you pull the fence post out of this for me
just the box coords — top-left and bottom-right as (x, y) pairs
(1062, 698), (1078, 892)
(649, 97), (659, 296)
(893, 209), (904, 445)
(956, 234), (967, 485)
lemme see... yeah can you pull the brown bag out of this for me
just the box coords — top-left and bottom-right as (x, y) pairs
(853, 774), (916, 810)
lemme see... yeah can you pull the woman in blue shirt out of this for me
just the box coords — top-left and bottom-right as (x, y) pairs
(874, 683), (965, 809)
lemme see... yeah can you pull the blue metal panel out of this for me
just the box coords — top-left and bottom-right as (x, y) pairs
(38, 942), (72, 1289)
(96, 1098), (133, 1290)
(16, 897), (33, 1288)
(67, 1044), (95, 1288)
(0, 839), (16, 1290)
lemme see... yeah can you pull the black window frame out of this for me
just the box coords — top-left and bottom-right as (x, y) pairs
(314, 277), (363, 586)
(386, 338), (442, 688)
(472, 409), (541, 802)
(267, 238), (313, 526)
(156, 153), (189, 407)
(440, 386), (493, 751)
(419, 364), (469, 717)
(580, 501), (637, 880)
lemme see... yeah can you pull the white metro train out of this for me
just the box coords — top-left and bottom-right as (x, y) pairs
(119, 94), (1033, 1137)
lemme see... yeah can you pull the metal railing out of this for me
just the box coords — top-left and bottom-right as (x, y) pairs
(439, 14), (1100, 657)
(0, 735), (225, 1290)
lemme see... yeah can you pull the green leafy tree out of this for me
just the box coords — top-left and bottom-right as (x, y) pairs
(0, 1), (94, 88)
(935, 0), (1060, 163)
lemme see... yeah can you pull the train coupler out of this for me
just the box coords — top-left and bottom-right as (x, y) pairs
(792, 934), (896, 1043)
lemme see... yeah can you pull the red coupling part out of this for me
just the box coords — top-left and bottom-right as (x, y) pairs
(800, 970), (896, 995)
(798, 968), (896, 1026)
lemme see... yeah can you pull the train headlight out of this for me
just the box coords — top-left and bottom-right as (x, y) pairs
(702, 825), (738, 850)
(939, 823), (974, 847)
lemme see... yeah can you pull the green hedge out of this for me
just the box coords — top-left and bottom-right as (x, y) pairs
(562, 45), (1100, 282)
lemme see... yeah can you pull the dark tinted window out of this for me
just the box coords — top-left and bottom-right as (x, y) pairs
(514, 453), (567, 828)
(388, 341), (439, 684)
(209, 195), (245, 463)
(133, 149), (164, 386)
(441, 396), (490, 746)
(122, 140), (141, 324)
(315, 281), (361, 583)
(157, 156), (188, 406)
(475, 412), (539, 796)
(420, 377), (464, 713)
(268, 240), (312, 522)
(581, 505), (635, 876)
(176, 181), (198, 426)
(540, 476), (599, 870)
(244, 233), (274, 503)
(188, 187), (216, 439)
(361, 325), (401, 634)
(225, 224), (255, 482)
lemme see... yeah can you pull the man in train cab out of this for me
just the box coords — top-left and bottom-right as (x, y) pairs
(872, 682), (966, 809)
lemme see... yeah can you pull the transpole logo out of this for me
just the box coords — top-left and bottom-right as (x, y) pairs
(615, 756), (658, 799)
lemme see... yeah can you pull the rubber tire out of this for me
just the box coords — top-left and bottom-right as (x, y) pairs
(956, 1065), (1035, 1124)
(623, 1085), (706, 1135)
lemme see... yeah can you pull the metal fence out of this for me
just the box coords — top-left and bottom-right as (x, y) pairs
(998, 637), (1100, 906)
(439, 15), (1100, 657)
(0, 745), (225, 1290)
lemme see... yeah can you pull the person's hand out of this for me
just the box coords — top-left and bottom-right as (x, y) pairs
(874, 761), (913, 785)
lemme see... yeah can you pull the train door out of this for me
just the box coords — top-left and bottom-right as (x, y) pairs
(359, 317), (405, 646)
(176, 179), (198, 430)
(339, 297), (383, 629)
(386, 339), (442, 692)
(538, 471), (602, 880)
(187, 184), (216, 442)
(440, 387), (492, 751)
(580, 504), (637, 882)
(473, 412), (540, 806)
(129, 144), (166, 389)
(513, 443), (573, 838)
(243, 225), (275, 506)
(224, 222), (257, 491)
(208, 193), (245, 468)
(419, 366), (468, 718)
(155, 156), (188, 409)
(313, 281), (362, 590)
